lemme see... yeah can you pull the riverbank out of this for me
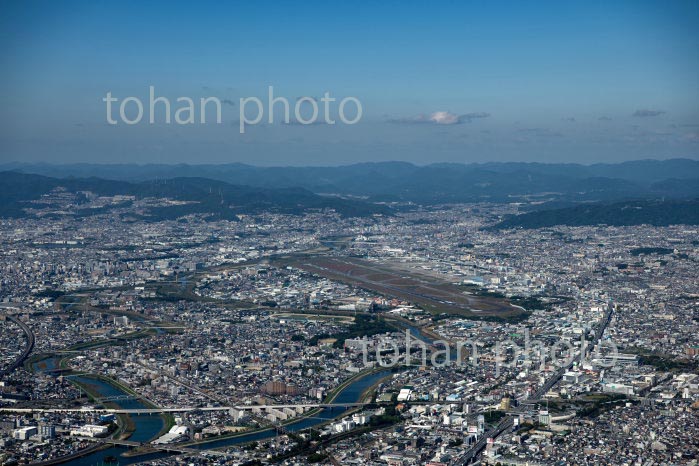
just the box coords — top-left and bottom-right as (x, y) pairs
(162, 369), (396, 454)
(22, 312), (436, 464)
(27, 354), (167, 466)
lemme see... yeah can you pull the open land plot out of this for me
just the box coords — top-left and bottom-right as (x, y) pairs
(281, 256), (523, 318)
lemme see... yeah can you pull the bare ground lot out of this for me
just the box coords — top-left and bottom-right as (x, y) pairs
(279, 256), (523, 319)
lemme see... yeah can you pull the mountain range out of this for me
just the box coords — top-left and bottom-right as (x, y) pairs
(0, 172), (390, 220)
(3, 159), (698, 204)
(2, 159), (698, 225)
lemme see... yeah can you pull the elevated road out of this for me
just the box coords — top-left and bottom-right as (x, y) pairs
(72, 436), (227, 456)
(456, 417), (514, 464)
(0, 314), (35, 377)
(454, 302), (614, 465)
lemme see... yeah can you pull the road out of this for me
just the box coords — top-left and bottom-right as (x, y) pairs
(453, 302), (614, 465)
(0, 314), (35, 377)
(71, 436), (227, 456)
(0, 401), (371, 415)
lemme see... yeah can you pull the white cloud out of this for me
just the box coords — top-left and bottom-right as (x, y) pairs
(429, 111), (460, 125)
(388, 111), (490, 125)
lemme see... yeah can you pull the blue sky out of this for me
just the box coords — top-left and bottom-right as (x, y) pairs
(1, 0), (698, 165)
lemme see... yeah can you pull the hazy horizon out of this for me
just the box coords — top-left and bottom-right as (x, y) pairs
(3, 156), (699, 169)
(1, 1), (698, 166)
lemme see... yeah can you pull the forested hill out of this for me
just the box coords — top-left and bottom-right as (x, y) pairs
(492, 199), (699, 229)
(0, 171), (391, 220)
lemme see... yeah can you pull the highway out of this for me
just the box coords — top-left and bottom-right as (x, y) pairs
(2, 302), (613, 464)
(71, 436), (227, 456)
(0, 314), (35, 377)
(454, 302), (614, 465)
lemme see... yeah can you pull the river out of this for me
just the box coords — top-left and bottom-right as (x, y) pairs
(32, 356), (393, 464)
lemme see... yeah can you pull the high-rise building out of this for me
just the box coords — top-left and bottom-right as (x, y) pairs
(39, 423), (56, 439)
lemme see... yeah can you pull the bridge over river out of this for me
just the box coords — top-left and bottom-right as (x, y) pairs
(0, 401), (372, 415)
(71, 436), (228, 456)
